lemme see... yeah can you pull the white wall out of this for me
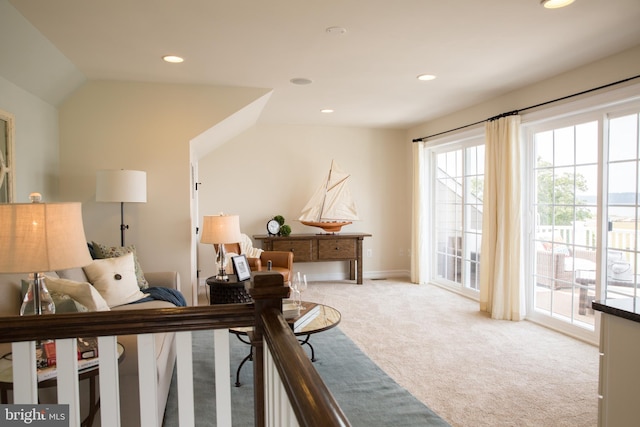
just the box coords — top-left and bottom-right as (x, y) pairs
(197, 123), (412, 281)
(0, 75), (59, 202)
(58, 80), (271, 305)
(408, 44), (640, 141)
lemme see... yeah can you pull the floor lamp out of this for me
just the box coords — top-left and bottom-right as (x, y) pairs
(96, 170), (147, 246)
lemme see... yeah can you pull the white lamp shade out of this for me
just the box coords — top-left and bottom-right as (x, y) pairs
(0, 202), (93, 273)
(200, 215), (242, 244)
(96, 170), (147, 203)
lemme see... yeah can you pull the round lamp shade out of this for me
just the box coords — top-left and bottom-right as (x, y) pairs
(200, 215), (242, 244)
(0, 202), (92, 273)
(96, 170), (147, 203)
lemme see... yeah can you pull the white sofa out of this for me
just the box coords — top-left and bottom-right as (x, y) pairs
(0, 267), (181, 426)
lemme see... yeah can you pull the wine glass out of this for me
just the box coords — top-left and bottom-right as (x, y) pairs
(297, 274), (308, 310)
(290, 273), (301, 308)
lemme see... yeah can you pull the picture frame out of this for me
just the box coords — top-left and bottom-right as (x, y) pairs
(232, 254), (251, 281)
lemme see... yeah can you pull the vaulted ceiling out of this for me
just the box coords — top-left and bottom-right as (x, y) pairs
(6, 0), (640, 129)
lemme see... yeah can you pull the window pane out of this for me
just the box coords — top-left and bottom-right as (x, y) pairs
(575, 164), (597, 207)
(609, 114), (638, 162)
(608, 207), (637, 251)
(466, 146), (477, 175)
(433, 143), (484, 291)
(608, 161), (637, 205)
(554, 167), (575, 206)
(535, 130), (553, 167)
(606, 112), (640, 302)
(576, 121), (598, 165)
(554, 126), (575, 167)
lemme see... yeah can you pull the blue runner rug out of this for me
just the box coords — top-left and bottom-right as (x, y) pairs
(163, 327), (450, 426)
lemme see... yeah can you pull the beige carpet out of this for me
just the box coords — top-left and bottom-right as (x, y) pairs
(302, 278), (598, 427)
(199, 277), (599, 426)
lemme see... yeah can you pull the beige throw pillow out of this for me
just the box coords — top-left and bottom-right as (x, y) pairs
(91, 241), (149, 289)
(83, 253), (148, 308)
(44, 276), (110, 312)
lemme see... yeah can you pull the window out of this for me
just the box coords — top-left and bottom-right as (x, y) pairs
(530, 120), (598, 330)
(525, 92), (640, 341)
(606, 111), (640, 301)
(433, 139), (484, 294)
(420, 85), (640, 343)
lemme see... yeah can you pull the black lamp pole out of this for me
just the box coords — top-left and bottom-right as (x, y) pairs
(120, 201), (129, 246)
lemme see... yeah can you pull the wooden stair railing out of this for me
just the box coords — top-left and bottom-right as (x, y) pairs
(249, 272), (351, 427)
(0, 272), (350, 427)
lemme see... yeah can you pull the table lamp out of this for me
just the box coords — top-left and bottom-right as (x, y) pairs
(200, 214), (242, 281)
(96, 169), (147, 246)
(0, 193), (93, 315)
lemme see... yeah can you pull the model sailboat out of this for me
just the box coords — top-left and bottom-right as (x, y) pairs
(298, 160), (359, 233)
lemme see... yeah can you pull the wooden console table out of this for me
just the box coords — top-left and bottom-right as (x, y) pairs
(253, 233), (371, 284)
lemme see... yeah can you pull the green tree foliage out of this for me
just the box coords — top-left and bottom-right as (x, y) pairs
(470, 159), (592, 227)
(536, 159), (592, 226)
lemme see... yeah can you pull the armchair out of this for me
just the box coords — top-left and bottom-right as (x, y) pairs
(216, 234), (293, 284)
(255, 250), (294, 284)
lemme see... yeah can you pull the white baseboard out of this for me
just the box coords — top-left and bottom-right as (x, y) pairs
(198, 270), (410, 285)
(303, 269), (410, 282)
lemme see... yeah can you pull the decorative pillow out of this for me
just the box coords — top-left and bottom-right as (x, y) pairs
(91, 241), (149, 289)
(83, 253), (148, 308)
(21, 280), (83, 314)
(44, 276), (110, 311)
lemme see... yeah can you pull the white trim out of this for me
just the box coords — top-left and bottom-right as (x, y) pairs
(522, 81), (640, 126)
(429, 279), (480, 301)
(527, 311), (598, 346)
(423, 124), (484, 149)
(521, 84), (640, 341)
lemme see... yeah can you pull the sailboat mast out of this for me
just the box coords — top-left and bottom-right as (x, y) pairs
(316, 161), (334, 221)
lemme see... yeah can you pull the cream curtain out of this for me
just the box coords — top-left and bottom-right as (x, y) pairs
(479, 115), (524, 320)
(411, 141), (428, 283)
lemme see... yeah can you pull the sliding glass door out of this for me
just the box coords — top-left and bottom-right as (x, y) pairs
(422, 87), (640, 342)
(530, 119), (598, 330)
(606, 110), (640, 301)
(527, 98), (640, 338)
(433, 139), (484, 294)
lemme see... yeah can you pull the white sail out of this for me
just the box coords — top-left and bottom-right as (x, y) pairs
(299, 160), (359, 223)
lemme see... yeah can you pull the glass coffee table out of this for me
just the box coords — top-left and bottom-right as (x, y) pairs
(230, 301), (340, 387)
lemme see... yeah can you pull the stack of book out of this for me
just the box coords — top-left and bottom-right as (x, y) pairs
(282, 301), (300, 319)
(36, 337), (100, 382)
(287, 303), (320, 333)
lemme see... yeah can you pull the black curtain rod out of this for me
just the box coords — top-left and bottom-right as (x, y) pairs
(412, 74), (640, 143)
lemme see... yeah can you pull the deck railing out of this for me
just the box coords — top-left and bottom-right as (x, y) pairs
(0, 272), (350, 427)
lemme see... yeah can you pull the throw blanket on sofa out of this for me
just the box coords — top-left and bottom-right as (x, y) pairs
(129, 287), (187, 307)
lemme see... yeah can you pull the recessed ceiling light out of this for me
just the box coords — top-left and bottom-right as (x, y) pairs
(541, 0), (575, 8)
(417, 74), (437, 81)
(321, 109), (334, 114)
(290, 78), (313, 85)
(326, 26), (347, 36)
(162, 55), (184, 63)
